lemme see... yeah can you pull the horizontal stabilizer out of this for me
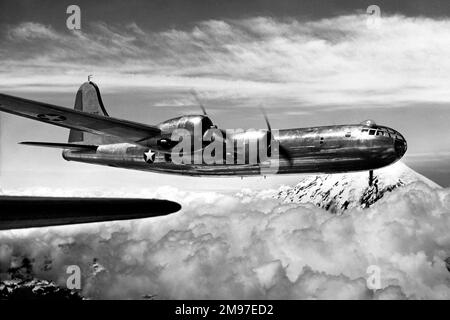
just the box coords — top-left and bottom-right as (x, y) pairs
(20, 141), (98, 150)
(0, 196), (182, 230)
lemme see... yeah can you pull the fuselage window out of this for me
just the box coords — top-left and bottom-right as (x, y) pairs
(319, 137), (324, 144)
(361, 129), (369, 133)
(369, 129), (376, 135)
(345, 132), (351, 137)
(376, 130), (384, 136)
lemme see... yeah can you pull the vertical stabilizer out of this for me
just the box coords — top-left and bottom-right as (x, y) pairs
(68, 81), (114, 145)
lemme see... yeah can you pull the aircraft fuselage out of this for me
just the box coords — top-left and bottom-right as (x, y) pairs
(62, 123), (407, 176)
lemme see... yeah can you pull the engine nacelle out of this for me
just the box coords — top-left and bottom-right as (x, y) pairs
(155, 115), (215, 151)
(229, 129), (272, 163)
(158, 115), (213, 135)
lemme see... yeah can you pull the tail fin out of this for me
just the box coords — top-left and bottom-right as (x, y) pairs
(74, 81), (109, 116)
(69, 81), (116, 145)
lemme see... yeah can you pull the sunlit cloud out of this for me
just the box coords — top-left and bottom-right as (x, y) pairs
(1, 179), (450, 299)
(1, 15), (450, 109)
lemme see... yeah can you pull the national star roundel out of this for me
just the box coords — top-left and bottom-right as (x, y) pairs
(37, 113), (67, 122)
(143, 150), (156, 163)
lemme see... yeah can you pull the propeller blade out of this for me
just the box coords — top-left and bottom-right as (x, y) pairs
(190, 89), (207, 116)
(260, 107), (272, 132)
(279, 144), (294, 167)
(189, 90), (236, 151)
(259, 107), (293, 167)
(217, 128), (236, 146)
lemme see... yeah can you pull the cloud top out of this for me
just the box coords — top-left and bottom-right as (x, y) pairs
(1, 181), (450, 299)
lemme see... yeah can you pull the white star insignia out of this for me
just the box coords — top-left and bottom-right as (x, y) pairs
(144, 150), (156, 163)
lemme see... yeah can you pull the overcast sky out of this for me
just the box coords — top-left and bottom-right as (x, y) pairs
(1, 0), (450, 188)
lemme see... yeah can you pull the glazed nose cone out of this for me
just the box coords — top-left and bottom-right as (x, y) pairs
(395, 138), (407, 158)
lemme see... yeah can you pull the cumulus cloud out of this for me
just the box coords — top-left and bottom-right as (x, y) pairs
(6, 22), (60, 41)
(2, 14), (450, 109)
(0, 182), (449, 299)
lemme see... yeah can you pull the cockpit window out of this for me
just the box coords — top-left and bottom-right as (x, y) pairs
(366, 126), (403, 140)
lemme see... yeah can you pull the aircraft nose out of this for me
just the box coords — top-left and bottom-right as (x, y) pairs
(394, 137), (407, 158)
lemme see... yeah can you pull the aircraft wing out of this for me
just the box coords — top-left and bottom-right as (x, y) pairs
(0, 196), (181, 230)
(0, 93), (161, 144)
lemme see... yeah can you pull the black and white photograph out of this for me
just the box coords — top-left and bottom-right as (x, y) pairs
(0, 0), (449, 307)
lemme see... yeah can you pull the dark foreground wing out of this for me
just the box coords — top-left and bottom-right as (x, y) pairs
(0, 196), (181, 230)
(0, 93), (160, 144)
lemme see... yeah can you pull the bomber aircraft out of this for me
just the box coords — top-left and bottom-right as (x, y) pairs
(0, 80), (407, 185)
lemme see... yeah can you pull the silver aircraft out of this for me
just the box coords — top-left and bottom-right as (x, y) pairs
(0, 81), (407, 184)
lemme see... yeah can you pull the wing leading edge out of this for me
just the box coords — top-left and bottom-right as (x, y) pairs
(20, 141), (98, 150)
(0, 196), (181, 230)
(0, 93), (161, 145)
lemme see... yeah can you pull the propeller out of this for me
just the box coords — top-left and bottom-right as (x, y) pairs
(190, 89), (207, 116)
(189, 89), (234, 148)
(189, 91), (293, 167)
(261, 107), (272, 133)
(260, 107), (293, 166)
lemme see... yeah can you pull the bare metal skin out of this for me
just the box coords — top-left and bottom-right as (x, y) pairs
(0, 81), (407, 177)
(62, 122), (407, 176)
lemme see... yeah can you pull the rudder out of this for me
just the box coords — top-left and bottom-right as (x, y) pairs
(69, 81), (115, 145)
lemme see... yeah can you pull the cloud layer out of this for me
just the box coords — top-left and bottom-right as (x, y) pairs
(0, 181), (449, 299)
(1, 15), (450, 299)
(2, 15), (450, 109)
